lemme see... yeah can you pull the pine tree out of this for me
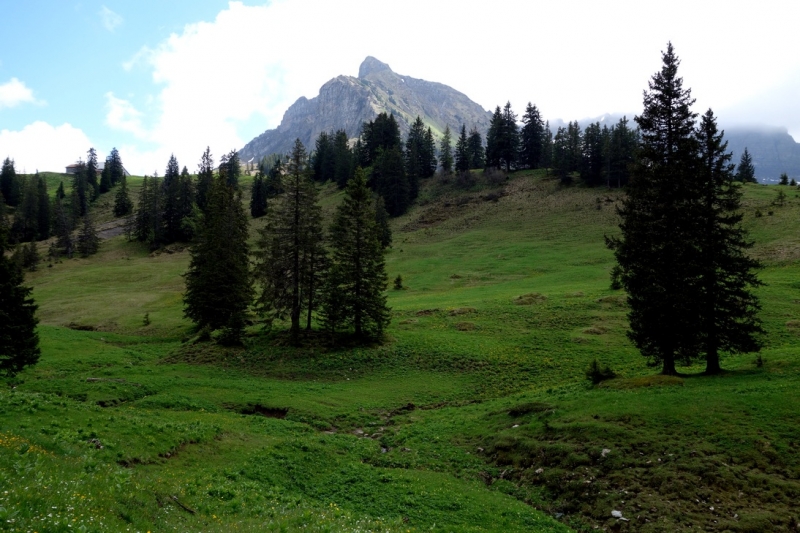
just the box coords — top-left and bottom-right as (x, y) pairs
(36, 174), (50, 241)
(467, 127), (485, 169)
(332, 129), (355, 189)
(439, 126), (454, 174)
(76, 215), (100, 257)
(312, 131), (334, 183)
(99, 157), (112, 193)
(1, 157), (21, 207)
(196, 147), (215, 212)
(552, 126), (571, 184)
(71, 161), (89, 218)
(580, 122), (604, 186)
(11, 177), (38, 243)
(254, 139), (326, 344)
(219, 150), (241, 188)
(520, 102), (546, 169)
(56, 181), (65, 200)
(320, 168), (390, 338)
(455, 125), (470, 173)
(485, 106), (503, 169)
(695, 109), (763, 374)
(183, 174), (253, 341)
(541, 121), (554, 170)
(374, 194), (392, 249)
(52, 198), (74, 259)
(162, 155), (182, 242)
(85, 148), (100, 201)
(605, 117), (638, 188)
(372, 147), (409, 217)
(735, 148), (756, 183)
(0, 216), (40, 377)
(779, 172), (789, 185)
(607, 42), (702, 375)
(109, 148), (125, 187)
(250, 171), (268, 218)
(113, 175), (134, 217)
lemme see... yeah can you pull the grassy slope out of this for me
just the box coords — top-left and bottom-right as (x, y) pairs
(1, 172), (799, 532)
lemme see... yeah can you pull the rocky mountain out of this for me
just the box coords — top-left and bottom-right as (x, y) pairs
(239, 57), (492, 162)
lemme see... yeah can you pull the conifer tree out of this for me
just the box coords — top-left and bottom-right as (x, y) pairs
(250, 171), (268, 218)
(56, 181), (65, 200)
(196, 147), (215, 212)
(439, 126), (454, 174)
(113, 175), (134, 217)
(520, 102), (546, 169)
(77, 215), (100, 257)
(0, 214), (40, 377)
(71, 161), (89, 218)
(1, 157), (20, 207)
(254, 139), (326, 344)
(332, 129), (355, 189)
(100, 157), (113, 193)
(779, 172), (789, 186)
(607, 42), (702, 375)
(467, 127), (485, 169)
(320, 169), (390, 338)
(580, 122), (604, 186)
(36, 174), (50, 241)
(694, 109), (763, 374)
(374, 194), (392, 249)
(219, 150), (241, 188)
(735, 148), (756, 183)
(541, 121), (553, 169)
(85, 148), (100, 200)
(485, 106), (503, 169)
(372, 147), (409, 216)
(12, 177), (38, 243)
(162, 154), (186, 242)
(312, 131), (334, 183)
(455, 125), (470, 173)
(183, 174), (253, 341)
(265, 158), (284, 197)
(52, 198), (74, 259)
(108, 148), (125, 187)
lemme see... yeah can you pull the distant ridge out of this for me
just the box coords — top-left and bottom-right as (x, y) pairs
(239, 57), (492, 162)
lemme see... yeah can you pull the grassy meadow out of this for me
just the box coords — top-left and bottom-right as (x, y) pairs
(1, 170), (800, 532)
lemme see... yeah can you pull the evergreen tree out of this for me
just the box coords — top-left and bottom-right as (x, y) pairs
(183, 174), (253, 341)
(312, 131), (334, 182)
(71, 160), (89, 218)
(467, 127), (485, 169)
(0, 214), (40, 377)
(361, 113), (402, 167)
(11, 177), (38, 243)
(552, 126), (571, 184)
(735, 148), (756, 183)
(320, 168), (390, 338)
(541, 121), (554, 169)
(76, 215), (100, 257)
(254, 139), (326, 344)
(1, 157), (21, 207)
(108, 148), (125, 187)
(485, 106), (502, 169)
(85, 148), (100, 200)
(196, 147), (215, 212)
(405, 117), (432, 198)
(694, 109), (763, 374)
(0, 193), (7, 235)
(219, 150), (242, 188)
(607, 42), (702, 375)
(580, 122), (604, 186)
(265, 157), (284, 197)
(779, 172), (789, 185)
(99, 156), (113, 194)
(52, 198), (74, 259)
(374, 194), (392, 249)
(163, 154), (183, 243)
(56, 181), (65, 200)
(36, 174), (50, 241)
(423, 127), (438, 177)
(177, 166), (196, 240)
(605, 117), (638, 188)
(133, 175), (165, 249)
(250, 171), (269, 218)
(372, 147), (409, 216)
(520, 102), (546, 169)
(113, 175), (134, 217)
(455, 124), (470, 173)
(332, 130), (355, 189)
(439, 126), (454, 174)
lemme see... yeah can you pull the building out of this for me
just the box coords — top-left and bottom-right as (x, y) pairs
(65, 162), (130, 176)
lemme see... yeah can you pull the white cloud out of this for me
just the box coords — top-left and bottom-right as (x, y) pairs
(0, 122), (93, 173)
(0, 78), (40, 109)
(114, 0), (800, 174)
(99, 6), (123, 32)
(105, 92), (148, 139)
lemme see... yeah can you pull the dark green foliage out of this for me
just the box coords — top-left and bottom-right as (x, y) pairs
(183, 174), (253, 339)
(56, 181), (65, 200)
(312, 130), (355, 188)
(373, 194), (392, 249)
(467, 127), (485, 169)
(36, 175), (49, 241)
(439, 126), (454, 175)
(778, 172), (789, 185)
(372, 147), (410, 217)
(791, 178), (797, 187)
(220, 150), (241, 188)
(196, 147), (215, 212)
(113, 175), (133, 217)
(485, 102), (519, 172)
(11, 177), (39, 243)
(85, 148), (99, 201)
(71, 161), (90, 218)
(77, 215), (100, 257)
(108, 148), (125, 187)
(404, 117), (436, 201)
(520, 102), (546, 169)
(735, 147), (756, 183)
(540, 121), (553, 169)
(552, 126), (571, 184)
(266, 158), (284, 197)
(132, 175), (165, 249)
(393, 274), (403, 290)
(360, 113), (402, 167)
(51, 198), (74, 259)
(455, 125), (470, 173)
(332, 130), (355, 189)
(0, 216), (40, 377)
(320, 168), (390, 338)
(585, 359), (616, 384)
(161, 158), (195, 243)
(695, 109), (763, 374)
(580, 122), (604, 186)
(312, 131), (335, 183)
(604, 117), (638, 188)
(608, 43), (704, 375)
(0, 193), (7, 235)
(254, 139), (327, 344)
(0, 157), (20, 207)
(99, 157), (112, 194)
(250, 172), (268, 218)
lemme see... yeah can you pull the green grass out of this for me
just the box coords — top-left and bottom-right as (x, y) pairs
(2, 172), (800, 532)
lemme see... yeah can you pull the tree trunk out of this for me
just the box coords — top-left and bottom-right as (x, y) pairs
(661, 355), (677, 376)
(705, 346), (722, 375)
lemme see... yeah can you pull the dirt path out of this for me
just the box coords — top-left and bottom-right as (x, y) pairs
(96, 219), (127, 240)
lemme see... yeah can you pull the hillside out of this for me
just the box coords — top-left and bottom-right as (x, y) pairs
(239, 57), (493, 162)
(1, 174), (800, 532)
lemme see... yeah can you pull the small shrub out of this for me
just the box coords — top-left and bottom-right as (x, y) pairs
(393, 275), (403, 290)
(585, 359), (616, 385)
(455, 170), (476, 189)
(755, 209), (763, 217)
(142, 313), (151, 327)
(483, 167), (507, 186)
(513, 293), (547, 305)
(610, 265), (623, 290)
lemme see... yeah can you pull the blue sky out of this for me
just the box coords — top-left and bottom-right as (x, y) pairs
(1, 0), (799, 174)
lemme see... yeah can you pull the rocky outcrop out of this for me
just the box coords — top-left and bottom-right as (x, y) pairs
(240, 57), (492, 161)
(724, 127), (800, 182)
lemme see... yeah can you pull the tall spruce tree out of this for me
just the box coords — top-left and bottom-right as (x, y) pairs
(250, 171), (269, 218)
(85, 148), (99, 200)
(405, 117), (435, 198)
(196, 147), (215, 212)
(113, 175), (134, 217)
(11, 177), (38, 243)
(580, 122), (604, 186)
(1, 157), (21, 207)
(467, 127), (485, 169)
(109, 148), (125, 187)
(372, 146), (409, 217)
(439, 126), (454, 174)
(455, 124), (470, 173)
(163, 154), (183, 243)
(735, 147), (756, 183)
(183, 174), (253, 341)
(220, 150), (241, 188)
(320, 168), (390, 338)
(695, 109), (763, 374)
(607, 42), (702, 375)
(254, 139), (326, 344)
(52, 198), (74, 259)
(0, 212), (40, 377)
(332, 129), (355, 189)
(71, 160), (89, 218)
(520, 102), (546, 169)
(76, 215), (100, 257)
(99, 157), (113, 193)
(36, 174), (50, 241)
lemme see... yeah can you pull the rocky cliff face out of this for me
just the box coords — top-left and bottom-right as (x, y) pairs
(239, 57), (492, 162)
(724, 127), (800, 182)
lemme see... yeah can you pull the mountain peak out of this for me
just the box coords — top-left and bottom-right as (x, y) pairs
(359, 56), (392, 78)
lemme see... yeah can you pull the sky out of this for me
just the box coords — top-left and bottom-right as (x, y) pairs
(1, 0), (798, 175)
